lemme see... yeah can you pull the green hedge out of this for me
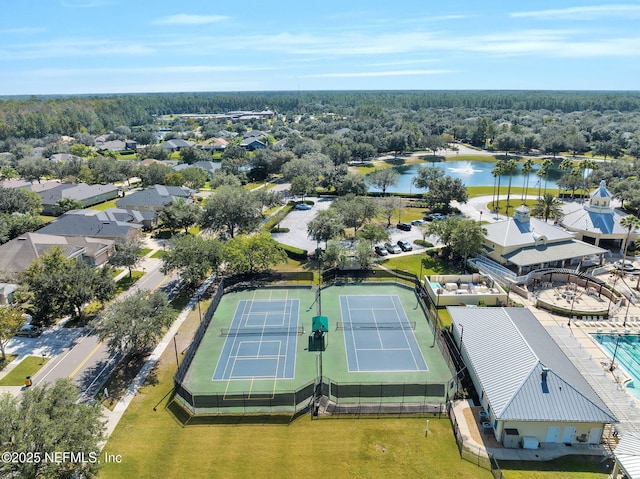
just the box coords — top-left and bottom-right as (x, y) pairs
(271, 227), (290, 233)
(277, 242), (308, 260)
(414, 240), (434, 248)
(263, 204), (294, 231)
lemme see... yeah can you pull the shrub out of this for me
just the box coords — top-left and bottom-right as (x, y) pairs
(263, 204), (294, 231)
(271, 227), (290, 233)
(277, 242), (308, 260)
(414, 239), (434, 248)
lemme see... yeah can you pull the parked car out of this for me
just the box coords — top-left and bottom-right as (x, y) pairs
(425, 213), (447, 221)
(385, 242), (402, 254)
(397, 222), (412, 231)
(374, 245), (389, 256)
(15, 324), (42, 338)
(397, 240), (413, 252)
(410, 219), (425, 226)
(295, 203), (312, 210)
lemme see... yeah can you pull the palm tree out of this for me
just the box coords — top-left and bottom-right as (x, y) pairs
(532, 193), (563, 222)
(620, 215), (640, 270)
(504, 159), (519, 217)
(541, 159), (553, 196)
(535, 167), (545, 198)
(580, 158), (597, 202)
(521, 158), (534, 202)
(491, 160), (506, 214)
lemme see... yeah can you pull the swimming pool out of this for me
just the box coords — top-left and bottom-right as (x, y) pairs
(592, 333), (640, 400)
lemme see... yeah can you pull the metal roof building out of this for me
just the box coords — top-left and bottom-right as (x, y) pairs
(449, 306), (616, 447)
(613, 432), (640, 479)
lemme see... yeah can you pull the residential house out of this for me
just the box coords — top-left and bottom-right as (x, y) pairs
(449, 306), (617, 447)
(0, 232), (114, 279)
(197, 138), (228, 152)
(244, 129), (267, 139)
(159, 139), (195, 152)
(239, 137), (266, 151)
(482, 205), (607, 275)
(48, 153), (84, 164)
(115, 184), (194, 226)
(173, 161), (221, 178)
(37, 182), (120, 215)
(560, 180), (639, 249)
(37, 208), (143, 240)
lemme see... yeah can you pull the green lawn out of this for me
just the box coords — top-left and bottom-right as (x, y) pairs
(115, 270), (144, 294)
(150, 250), (166, 259)
(91, 198), (119, 211)
(500, 456), (611, 479)
(379, 252), (458, 278)
(99, 305), (491, 479)
(0, 356), (50, 386)
(138, 248), (153, 257)
(0, 354), (16, 371)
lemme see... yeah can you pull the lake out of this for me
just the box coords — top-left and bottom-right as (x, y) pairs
(368, 160), (566, 194)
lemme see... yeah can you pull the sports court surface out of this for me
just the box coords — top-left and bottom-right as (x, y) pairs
(178, 283), (454, 413)
(339, 295), (427, 372)
(212, 299), (300, 381)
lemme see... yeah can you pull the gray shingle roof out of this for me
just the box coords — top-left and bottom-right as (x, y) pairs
(116, 185), (192, 209)
(38, 183), (119, 206)
(37, 209), (142, 239)
(450, 306), (616, 424)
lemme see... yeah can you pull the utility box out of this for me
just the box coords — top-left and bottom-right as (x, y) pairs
(521, 436), (539, 450)
(503, 428), (520, 448)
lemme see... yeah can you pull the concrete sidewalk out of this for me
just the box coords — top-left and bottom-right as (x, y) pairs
(99, 275), (215, 439)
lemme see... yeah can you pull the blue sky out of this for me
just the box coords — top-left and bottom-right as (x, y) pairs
(1, 1), (640, 95)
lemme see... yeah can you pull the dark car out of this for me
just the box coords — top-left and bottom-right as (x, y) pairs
(374, 245), (389, 256)
(397, 240), (413, 252)
(15, 324), (42, 338)
(397, 222), (412, 231)
(384, 242), (402, 254)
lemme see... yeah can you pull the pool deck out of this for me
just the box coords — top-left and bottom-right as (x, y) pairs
(528, 300), (640, 438)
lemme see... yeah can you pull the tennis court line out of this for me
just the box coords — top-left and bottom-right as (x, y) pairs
(391, 295), (423, 370)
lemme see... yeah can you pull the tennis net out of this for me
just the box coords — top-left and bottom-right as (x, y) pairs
(220, 326), (304, 336)
(336, 321), (416, 331)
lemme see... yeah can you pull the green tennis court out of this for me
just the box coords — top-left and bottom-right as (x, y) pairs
(176, 283), (454, 415)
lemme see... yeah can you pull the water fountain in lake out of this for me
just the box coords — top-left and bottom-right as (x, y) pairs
(447, 161), (482, 175)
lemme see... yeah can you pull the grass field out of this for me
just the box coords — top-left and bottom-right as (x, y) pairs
(98, 304), (490, 479)
(0, 356), (50, 386)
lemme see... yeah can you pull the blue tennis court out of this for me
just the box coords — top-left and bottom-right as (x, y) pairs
(212, 299), (300, 381)
(339, 295), (428, 372)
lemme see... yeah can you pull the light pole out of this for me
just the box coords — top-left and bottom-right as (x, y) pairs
(173, 333), (179, 367)
(609, 333), (622, 372)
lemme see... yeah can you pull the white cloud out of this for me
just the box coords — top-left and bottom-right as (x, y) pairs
(154, 14), (229, 25)
(510, 4), (640, 20)
(29, 65), (273, 78)
(304, 69), (453, 78)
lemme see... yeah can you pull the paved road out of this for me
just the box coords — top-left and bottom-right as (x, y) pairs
(4, 252), (179, 401)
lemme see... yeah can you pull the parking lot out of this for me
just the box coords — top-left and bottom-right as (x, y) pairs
(270, 196), (439, 256)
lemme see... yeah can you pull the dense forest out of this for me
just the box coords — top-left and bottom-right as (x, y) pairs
(2, 90), (640, 140)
